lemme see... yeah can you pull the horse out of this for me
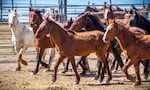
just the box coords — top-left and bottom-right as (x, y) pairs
(103, 20), (150, 86)
(8, 9), (35, 71)
(128, 11), (150, 80)
(35, 16), (111, 84)
(70, 12), (124, 79)
(29, 8), (75, 74)
(29, 9), (56, 73)
(130, 4), (150, 18)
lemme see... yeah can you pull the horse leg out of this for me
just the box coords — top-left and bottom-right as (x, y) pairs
(111, 59), (117, 71)
(47, 48), (55, 71)
(93, 60), (102, 80)
(141, 60), (149, 80)
(133, 61), (141, 86)
(52, 55), (65, 83)
(105, 59), (112, 84)
(79, 56), (89, 75)
(111, 40), (124, 69)
(62, 59), (69, 73)
(122, 59), (136, 82)
(33, 48), (48, 75)
(99, 53), (110, 83)
(69, 56), (80, 84)
(15, 47), (27, 71)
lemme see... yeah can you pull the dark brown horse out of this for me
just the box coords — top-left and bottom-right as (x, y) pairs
(130, 4), (150, 18)
(35, 16), (111, 84)
(103, 20), (150, 86)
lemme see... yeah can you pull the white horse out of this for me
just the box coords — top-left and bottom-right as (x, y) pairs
(8, 10), (36, 70)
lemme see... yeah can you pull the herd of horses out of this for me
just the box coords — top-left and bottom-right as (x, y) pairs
(7, 3), (150, 86)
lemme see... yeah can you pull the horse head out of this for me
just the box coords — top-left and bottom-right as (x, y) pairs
(104, 6), (115, 25)
(35, 16), (52, 39)
(29, 8), (43, 34)
(70, 12), (89, 31)
(8, 9), (20, 27)
(128, 10), (150, 34)
(103, 20), (118, 43)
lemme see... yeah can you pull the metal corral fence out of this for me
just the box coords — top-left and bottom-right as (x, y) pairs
(0, 2), (150, 23)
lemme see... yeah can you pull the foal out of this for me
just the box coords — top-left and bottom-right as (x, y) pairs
(35, 17), (111, 84)
(103, 20), (150, 86)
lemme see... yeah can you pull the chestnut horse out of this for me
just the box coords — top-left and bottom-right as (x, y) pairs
(35, 17), (111, 84)
(103, 20), (150, 86)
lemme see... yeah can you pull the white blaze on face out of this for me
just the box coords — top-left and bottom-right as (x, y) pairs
(104, 9), (109, 20)
(102, 24), (112, 43)
(8, 13), (16, 27)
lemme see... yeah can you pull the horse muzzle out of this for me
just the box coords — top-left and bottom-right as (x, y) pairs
(102, 37), (110, 43)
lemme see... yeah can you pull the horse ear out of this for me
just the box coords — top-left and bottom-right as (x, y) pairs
(129, 9), (133, 14)
(29, 7), (33, 11)
(134, 11), (138, 16)
(8, 9), (11, 12)
(85, 11), (90, 15)
(14, 9), (17, 12)
(45, 16), (49, 21)
(112, 19), (116, 23)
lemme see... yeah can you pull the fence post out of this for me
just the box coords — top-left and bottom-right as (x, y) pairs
(0, 0), (2, 22)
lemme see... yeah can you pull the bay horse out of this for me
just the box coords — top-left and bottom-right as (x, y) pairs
(103, 20), (150, 86)
(35, 16), (111, 84)
(70, 12), (124, 79)
(8, 10), (35, 70)
(29, 9), (55, 73)
(29, 8), (74, 74)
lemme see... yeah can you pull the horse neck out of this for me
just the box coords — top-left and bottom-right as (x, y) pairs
(117, 25), (137, 49)
(50, 22), (67, 47)
(11, 20), (25, 37)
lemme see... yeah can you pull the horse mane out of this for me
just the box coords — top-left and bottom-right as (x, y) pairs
(88, 14), (105, 31)
(84, 6), (99, 12)
(49, 19), (76, 35)
(33, 10), (43, 21)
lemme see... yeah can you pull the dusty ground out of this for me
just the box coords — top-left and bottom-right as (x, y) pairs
(0, 24), (150, 90)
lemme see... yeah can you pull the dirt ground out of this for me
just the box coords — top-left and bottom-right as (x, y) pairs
(0, 24), (150, 90)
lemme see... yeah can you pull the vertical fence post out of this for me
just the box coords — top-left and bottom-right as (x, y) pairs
(64, 0), (67, 21)
(12, 0), (14, 10)
(0, 0), (2, 22)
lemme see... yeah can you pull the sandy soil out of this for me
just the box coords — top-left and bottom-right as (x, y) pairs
(0, 24), (150, 90)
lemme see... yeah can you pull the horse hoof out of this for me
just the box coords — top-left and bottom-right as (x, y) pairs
(133, 81), (141, 86)
(80, 72), (86, 76)
(13, 67), (21, 71)
(92, 75), (99, 80)
(61, 70), (68, 73)
(21, 60), (28, 66)
(73, 81), (79, 85)
(32, 71), (38, 75)
(144, 74), (148, 80)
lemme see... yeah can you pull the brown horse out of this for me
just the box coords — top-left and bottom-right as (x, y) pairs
(35, 16), (111, 84)
(70, 11), (124, 79)
(103, 20), (150, 86)
(29, 9), (55, 74)
(29, 8), (76, 74)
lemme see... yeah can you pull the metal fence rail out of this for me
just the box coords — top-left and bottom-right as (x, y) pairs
(0, 2), (150, 23)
